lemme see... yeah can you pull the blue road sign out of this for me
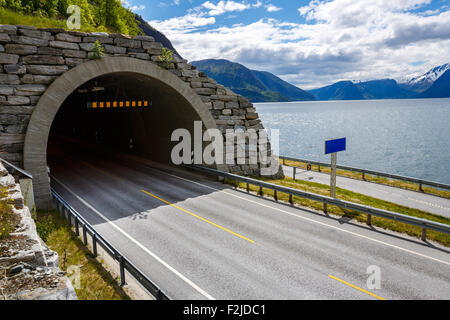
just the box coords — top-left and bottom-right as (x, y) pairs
(325, 138), (346, 155)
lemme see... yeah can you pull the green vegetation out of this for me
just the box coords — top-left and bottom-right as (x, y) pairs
(158, 48), (173, 68)
(0, 187), (17, 241)
(228, 176), (450, 246)
(90, 40), (105, 59)
(281, 158), (450, 199)
(35, 210), (129, 300)
(0, 0), (142, 35)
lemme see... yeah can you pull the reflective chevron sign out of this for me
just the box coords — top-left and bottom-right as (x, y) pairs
(87, 100), (151, 109)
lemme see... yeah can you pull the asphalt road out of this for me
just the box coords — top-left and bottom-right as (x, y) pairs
(282, 166), (450, 218)
(49, 150), (450, 300)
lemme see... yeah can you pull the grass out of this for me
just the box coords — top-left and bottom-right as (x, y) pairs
(0, 187), (18, 241)
(0, 8), (109, 33)
(280, 159), (450, 199)
(226, 176), (450, 247)
(34, 210), (129, 300)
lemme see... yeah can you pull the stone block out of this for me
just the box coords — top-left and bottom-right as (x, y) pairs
(246, 112), (259, 120)
(0, 53), (19, 64)
(0, 25), (18, 35)
(213, 101), (225, 110)
(22, 55), (65, 65)
(0, 44), (4, 52)
(0, 85), (14, 95)
(0, 33), (11, 43)
(135, 35), (155, 42)
(14, 84), (47, 96)
(19, 29), (51, 40)
(103, 44), (126, 54)
(5, 96), (30, 106)
(26, 65), (68, 76)
(79, 42), (95, 51)
(142, 41), (163, 50)
(5, 44), (37, 55)
(0, 74), (20, 84)
(62, 49), (87, 58)
(114, 38), (141, 48)
(82, 36), (113, 44)
(11, 35), (48, 46)
(225, 101), (240, 109)
(55, 33), (81, 42)
(193, 87), (216, 95)
(4, 64), (26, 75)
(65, 58), (84, 67)
(49, 41), (79, 50)
(37, 47), (62, 55)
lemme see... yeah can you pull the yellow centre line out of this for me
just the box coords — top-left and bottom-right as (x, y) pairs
(141, 190), (256, 244)
(328, 274), (386, 300)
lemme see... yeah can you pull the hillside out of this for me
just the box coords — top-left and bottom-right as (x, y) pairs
(310, 79), (416, 101)
(0, 1), (141, 35)
(191, 59), (315, 102)
(399, 64), (450, 93)
(419, 69), (450, 98)
(309, 81), (364, 100)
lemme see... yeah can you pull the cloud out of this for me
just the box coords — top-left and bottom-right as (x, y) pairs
(265, 4), (282, 12)
(150, 0), (450, 89)
(202, 1), (251, 16)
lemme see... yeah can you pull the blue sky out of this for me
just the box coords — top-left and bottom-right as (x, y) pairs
(122, 0), (450, 89)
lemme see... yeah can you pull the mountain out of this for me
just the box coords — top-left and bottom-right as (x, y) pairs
(419, 69), (450, 98)
(399, 64), (450, 93)
(191, 59), (315, 102)
(135, 15), (182, 58)
(310, 79), (416, 100)
(251, 70), (316, 101)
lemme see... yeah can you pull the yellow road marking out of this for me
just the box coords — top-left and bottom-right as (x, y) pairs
(141, 190), (256, 244)
(328, 274), (386, 300)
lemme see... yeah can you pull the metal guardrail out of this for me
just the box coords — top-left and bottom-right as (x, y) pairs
(51, 188), (171, 300)
(189, 165), (450, 241)
(279, 156), (450, 192)
(0, 158), (33, 179)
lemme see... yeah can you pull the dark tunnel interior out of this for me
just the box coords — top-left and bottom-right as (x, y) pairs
(47, 72), (202, 166)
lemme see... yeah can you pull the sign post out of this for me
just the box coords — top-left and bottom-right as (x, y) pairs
(324, 138), (346, 212)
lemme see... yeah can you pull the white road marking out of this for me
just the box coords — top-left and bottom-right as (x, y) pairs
(408, 197), (450, 211)
(51, 176), (216, 300)
(153, 169), (450, 267)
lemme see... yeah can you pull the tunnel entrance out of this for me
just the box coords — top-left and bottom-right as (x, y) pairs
(48, 72), (201, 164)
(24, 57), (225, 209)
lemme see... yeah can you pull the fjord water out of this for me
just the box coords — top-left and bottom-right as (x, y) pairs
(255, 98), (450, 184)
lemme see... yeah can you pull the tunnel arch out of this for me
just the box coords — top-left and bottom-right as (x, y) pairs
(24, 56), (227, 209)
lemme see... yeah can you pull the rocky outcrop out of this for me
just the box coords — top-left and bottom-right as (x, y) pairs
(0, 161), (76, 300)
(0, 24), (282, 178)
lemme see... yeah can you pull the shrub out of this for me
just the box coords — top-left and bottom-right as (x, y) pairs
(158, 48), (174, 69)
(90, 40), (105, 59)
(0, 187), (14, 240)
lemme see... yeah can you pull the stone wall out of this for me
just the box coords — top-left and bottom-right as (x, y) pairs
(0, 24), (281, 177)
(0, 160), (76, 300)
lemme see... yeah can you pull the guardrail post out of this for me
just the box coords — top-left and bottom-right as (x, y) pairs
(274, 190), (278, 201)
(74, 217), (79, 236)
(323, 203), (327, 214)
(293, 167), (297, 180)
(246, 183), (250, 193)
(421, 228), (427, 241)
(289, 193), (293, 205)
(67, 211), (72, 228)
(119, 256), (126, 286)
(362, 171), (366, 181)
(318, 165), (321, 172)
(419, 183), (424, 192)
(282, 158), (285, 165)
(82, 224), (87, 246)
(92, 234), (97, 257)
(367, 214), (372, 226)
(259, 186), (263, 196)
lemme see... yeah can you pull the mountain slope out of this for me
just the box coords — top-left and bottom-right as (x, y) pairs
(135, 15), (182, 58)
(310, 79), (416, 100)
(251, 70), (316, 101)
(191, 59), (315, 102)
(419, 69), (450, 98)
(309, 81), (364, 100)
(400, 64), (450, 93)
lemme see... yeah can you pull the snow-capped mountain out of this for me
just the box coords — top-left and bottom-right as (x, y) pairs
(399, 63), (450, 93)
